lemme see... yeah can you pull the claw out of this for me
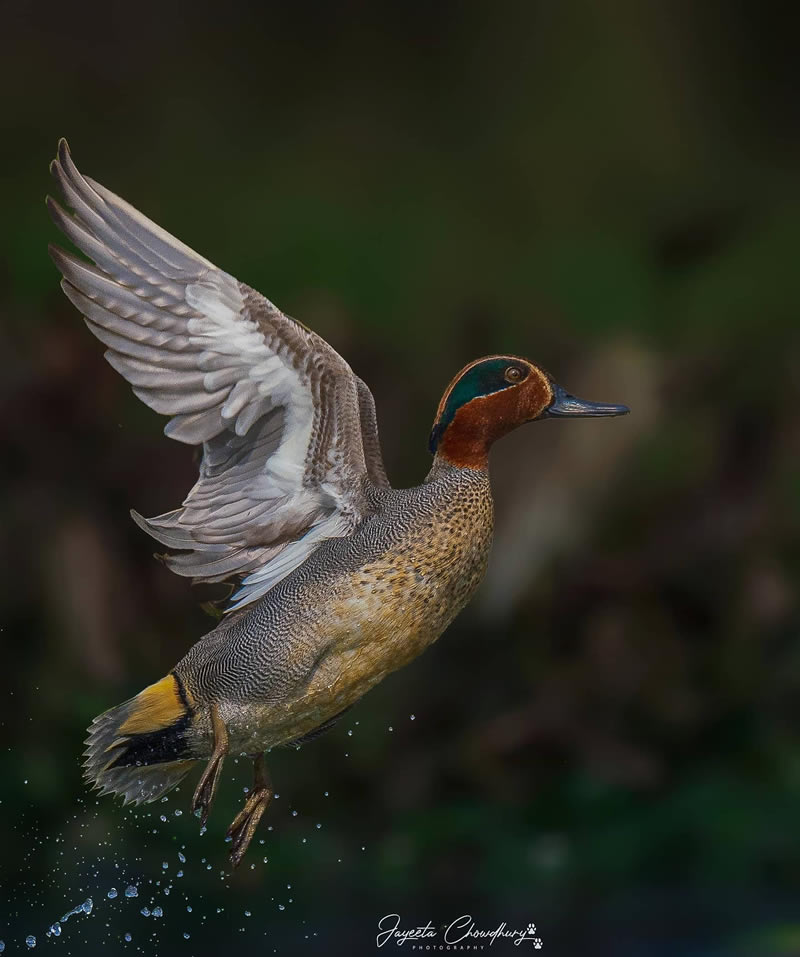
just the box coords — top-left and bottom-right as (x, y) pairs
(226, 753), (273, 868)
(190, 703), (228, 827)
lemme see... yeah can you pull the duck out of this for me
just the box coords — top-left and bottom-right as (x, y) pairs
(47, 139), (629, 867)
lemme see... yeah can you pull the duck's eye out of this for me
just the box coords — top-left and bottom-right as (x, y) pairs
(504, 365), (525, 384)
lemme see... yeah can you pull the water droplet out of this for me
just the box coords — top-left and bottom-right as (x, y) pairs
(410, 714), (416, 721)
(186, 905), (192, 913)
(140, 907), (151, 917)
(25, 936), (36, 949)
(388, 726), (393, 732)
(278, 904), (285, 911)
(160, 814), (167, 822)
(152, 906), (163, 918)
(0, 941), (5, 953)
(107, 888), (118, 899)
(244, 910), (251, 917)
(48, 923), (61, 938)
(178, 852), (186, 863)
(177, 870), (184, 878)
(347, 730), (353, 736)
(124, 933), (132, 942)
(162, 861), (169, 870)
(316, 822), (322, 829)
(291, 810), (297, 817)
(81, 899), (93, 915)
(323, 791), (329, 797)
(174, 809), (182, 817)
(183, 932), (190, 940)
(124, 885), (138, 898)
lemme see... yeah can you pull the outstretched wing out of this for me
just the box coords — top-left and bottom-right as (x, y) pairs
(48, 139), (388, 611)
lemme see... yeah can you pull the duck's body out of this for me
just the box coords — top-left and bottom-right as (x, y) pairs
(179, 462), (492, 756)
(48, 139), (628, 866)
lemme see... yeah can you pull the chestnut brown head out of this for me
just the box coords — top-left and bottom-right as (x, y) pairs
(429, 355), (629, 469)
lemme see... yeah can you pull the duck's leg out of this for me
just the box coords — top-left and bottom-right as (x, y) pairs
(190, 703), (228, 827)
(226, 752), (273, 868)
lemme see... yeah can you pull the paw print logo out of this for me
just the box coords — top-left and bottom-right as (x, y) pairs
(517, 922), (543, 948)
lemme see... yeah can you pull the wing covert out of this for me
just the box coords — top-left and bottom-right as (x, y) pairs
(48, 139), (388, 610)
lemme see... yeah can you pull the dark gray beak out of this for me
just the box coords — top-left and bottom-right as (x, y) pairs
(546, 383), (630, 418)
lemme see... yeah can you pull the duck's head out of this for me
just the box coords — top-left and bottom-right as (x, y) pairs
(429, 355), (629, 469)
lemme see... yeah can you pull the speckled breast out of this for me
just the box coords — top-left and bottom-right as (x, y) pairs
(181, 465), (495, 754)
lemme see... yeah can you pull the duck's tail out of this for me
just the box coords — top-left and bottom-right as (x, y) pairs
(83, 674), (196, 805)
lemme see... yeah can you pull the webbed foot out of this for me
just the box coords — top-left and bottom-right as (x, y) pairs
(226, 752), (273, 868)
(190, 703), (228, 828)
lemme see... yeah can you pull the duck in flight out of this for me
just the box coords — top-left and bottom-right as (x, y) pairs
(48, 139), (629, 867)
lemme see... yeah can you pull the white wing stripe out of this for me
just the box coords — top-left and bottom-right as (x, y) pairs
(228, 512), (352, 609)
(185, 281), (243, 325)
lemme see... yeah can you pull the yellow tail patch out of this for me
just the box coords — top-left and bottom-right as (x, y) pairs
(118, 674), (190, 736)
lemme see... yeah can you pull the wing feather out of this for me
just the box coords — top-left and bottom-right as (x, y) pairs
(48, 139), (390, 609)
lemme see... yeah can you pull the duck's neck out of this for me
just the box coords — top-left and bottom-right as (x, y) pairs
(428, 389), (525, 472)
(425, 454), (489, 485)
(430, 399), (508, 471)
(432, 434), (490, 471)
(428, 423), (491, 480)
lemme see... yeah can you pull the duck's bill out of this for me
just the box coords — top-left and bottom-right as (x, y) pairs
(546, 384), (630, 418)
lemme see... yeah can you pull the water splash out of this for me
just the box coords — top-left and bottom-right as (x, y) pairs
(47, 897), (93, 938)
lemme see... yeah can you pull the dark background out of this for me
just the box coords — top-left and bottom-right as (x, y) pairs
(2, 2), (799, 954)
